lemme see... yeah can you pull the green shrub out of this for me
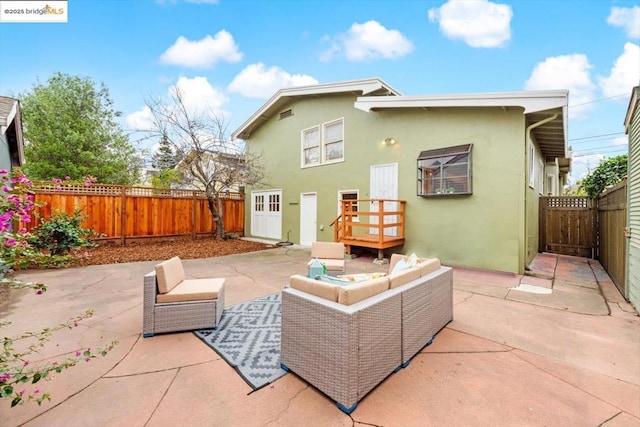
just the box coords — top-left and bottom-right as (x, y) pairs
(29, 209), (100, 256)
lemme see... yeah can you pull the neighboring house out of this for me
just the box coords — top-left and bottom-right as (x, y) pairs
(173, 149), (245, 193)
(624, 86), (639, 312)
(232, 78), (569, 274)
(0, 96), (25, 171)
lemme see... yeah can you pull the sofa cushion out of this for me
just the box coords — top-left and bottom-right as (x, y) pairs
(388, 266), (421, 289)
(311, 241), (345, 259)
(155, 256), (185, 294)
(416, 258), (441, 276)
(156, 277), (225, 303)
(338, 276), (390, 305)
(290, 274), (340, 302)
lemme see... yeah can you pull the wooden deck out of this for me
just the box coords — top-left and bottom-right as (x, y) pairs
(331, 199), (406, 259)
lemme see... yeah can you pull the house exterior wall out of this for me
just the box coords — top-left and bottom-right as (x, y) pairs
(0, 133), (11, 171)
(626, 88), (640, 312)
(245, 93), (530, 274)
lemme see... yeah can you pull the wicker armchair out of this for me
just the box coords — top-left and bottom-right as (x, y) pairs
(143, 257), (225, 337)
(307, 241), (346, 276)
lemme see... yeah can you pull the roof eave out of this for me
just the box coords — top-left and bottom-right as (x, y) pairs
(354, 90), (569, 114)
(624, 86), (639, 134)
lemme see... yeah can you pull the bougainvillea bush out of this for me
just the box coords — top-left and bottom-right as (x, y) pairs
(1, 169), (116, 407)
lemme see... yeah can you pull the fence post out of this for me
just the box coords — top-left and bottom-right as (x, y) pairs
(120, 185), (126, 246)
(192, 190), (197, 238)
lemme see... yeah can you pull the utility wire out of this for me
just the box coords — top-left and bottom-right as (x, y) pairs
(568, 132), (625, 141)
(568, 93), (629, 108)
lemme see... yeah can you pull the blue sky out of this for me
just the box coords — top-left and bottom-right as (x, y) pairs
(1, 0), (639, 184)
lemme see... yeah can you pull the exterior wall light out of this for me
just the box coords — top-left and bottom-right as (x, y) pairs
(384, 137), (397, 145)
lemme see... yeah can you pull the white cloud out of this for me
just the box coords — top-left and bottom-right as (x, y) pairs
(160, 30), (243, 68)
(428, 0), (512, 48)
(611, 136), (628, 146)
(228, 63), (318, 98)
(599, 42), (640, 98)
(524, 54), (596, 118)
(171, 75), (228, 115)
(571, 153), (605, 182)
(126, 106), (155, 131)
(320, 20), (413, 62)
(126, 76), (228, 132)
(607, 6), (640, 39)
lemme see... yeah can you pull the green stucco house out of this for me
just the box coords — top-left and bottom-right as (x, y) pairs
(233, 78), (569, 274)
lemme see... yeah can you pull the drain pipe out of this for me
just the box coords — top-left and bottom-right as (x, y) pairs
(523, 113), (558, 273)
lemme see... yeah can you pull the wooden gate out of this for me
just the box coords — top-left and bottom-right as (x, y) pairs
(539, 197), (597, 258)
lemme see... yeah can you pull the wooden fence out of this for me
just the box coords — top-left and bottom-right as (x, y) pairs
(539, 197), (597, 258)
(598, 179), (627, 293)
(24, 183), (245, 244)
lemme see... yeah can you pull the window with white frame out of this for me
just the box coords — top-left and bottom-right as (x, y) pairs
(529, 143), (535, 188)
(301, 118), (344, 167)
(338, 190), (359, 221)
(302, 126), (320, 167)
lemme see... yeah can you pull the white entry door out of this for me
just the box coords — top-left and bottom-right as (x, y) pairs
(370, 163), (398, 236)
(300, 192), (317, 246)
(251, 190), (282, 240)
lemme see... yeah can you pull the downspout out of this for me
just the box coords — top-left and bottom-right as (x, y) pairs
(523, 113), (558, 273)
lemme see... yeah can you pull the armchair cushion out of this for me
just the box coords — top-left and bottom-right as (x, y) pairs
(155, 256), (185, 294)
(311, 241), (345, 259)
(337, 276), (390, 305)
(156, 277), (225, 303)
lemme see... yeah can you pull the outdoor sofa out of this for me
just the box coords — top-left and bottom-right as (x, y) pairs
(143, 256), (225, 337)
(281, 254), (453, 413)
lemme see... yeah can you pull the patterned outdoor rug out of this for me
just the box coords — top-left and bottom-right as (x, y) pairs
(194, 292), (286, 390)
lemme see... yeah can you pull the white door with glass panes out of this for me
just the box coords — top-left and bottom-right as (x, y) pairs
(251, 190), (282, 240)
(300, 192), (317, 246)
(370, 163), (398, 236)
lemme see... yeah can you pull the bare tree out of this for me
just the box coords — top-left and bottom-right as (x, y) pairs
(145, 88), (266, 239)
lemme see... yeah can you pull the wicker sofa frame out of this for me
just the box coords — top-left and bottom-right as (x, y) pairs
(281, 265), (453, 413)
(143, 271), (225, 337)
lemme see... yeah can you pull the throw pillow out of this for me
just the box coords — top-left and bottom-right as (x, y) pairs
(391, 258), (411, 274)
(407, 253), (419, 267)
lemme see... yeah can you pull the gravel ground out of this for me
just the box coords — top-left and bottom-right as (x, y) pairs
(76, 237), (272, 266)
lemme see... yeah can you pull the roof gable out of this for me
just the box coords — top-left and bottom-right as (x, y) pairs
(232, 78), (400, 140)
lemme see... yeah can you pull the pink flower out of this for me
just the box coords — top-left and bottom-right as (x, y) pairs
(34, 388), (40, 395)
(65, 176), (71, 180)
(52, 178), (62, 184)
(36, 290), (43, 295)
(75, 351), (81, 357)
(23, 361), (29, 367)
(85, 358), (91, 362)
(84, 182), (91, 187)
(0, 169), (8, 175)
(19, 228), (27, 233)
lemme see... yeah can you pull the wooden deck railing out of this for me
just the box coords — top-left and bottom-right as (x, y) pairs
(330, 199), (406, 259)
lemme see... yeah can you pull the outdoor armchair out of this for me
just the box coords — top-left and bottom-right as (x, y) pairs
(307, 241), (346, 276)
(143, 256), (225, 337)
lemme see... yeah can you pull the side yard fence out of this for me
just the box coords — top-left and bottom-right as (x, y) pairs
(24, 183), (245, 245)
(539, 179), (628, 295)
(598, 179), (627, 293)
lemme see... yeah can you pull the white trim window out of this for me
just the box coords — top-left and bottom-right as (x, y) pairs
(302, 125), (320, 167)
(301, 118), (344, 167)
(529, 143), (535, 188)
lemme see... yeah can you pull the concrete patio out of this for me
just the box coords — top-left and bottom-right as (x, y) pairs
(1, 247), (639, 426)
